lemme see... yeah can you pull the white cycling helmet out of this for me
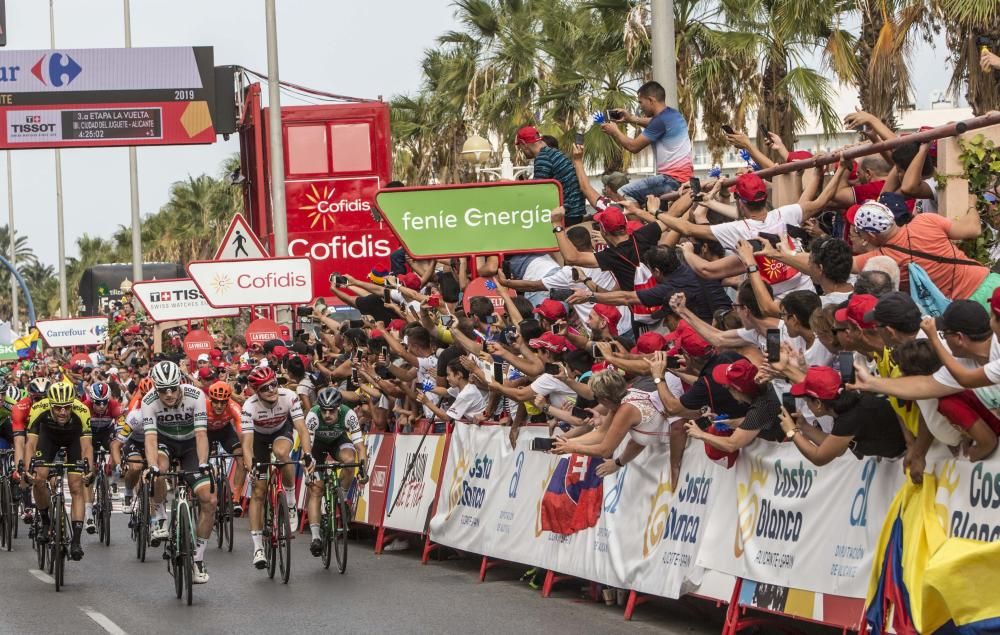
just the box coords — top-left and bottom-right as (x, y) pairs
(150, 361), (181, 389)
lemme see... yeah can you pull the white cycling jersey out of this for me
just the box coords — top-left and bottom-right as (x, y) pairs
(240, 388), (304, 435)
(115, 408), (144, 444)
(141, 384), (208, 442)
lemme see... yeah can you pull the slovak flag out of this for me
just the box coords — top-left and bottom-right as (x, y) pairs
(541, 453), (603, 535)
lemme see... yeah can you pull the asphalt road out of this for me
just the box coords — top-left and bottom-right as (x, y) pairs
(0, 504), (833, 634)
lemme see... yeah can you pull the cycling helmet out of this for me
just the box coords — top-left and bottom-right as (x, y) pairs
(247, 366), (276, 389)
(137, 377), (155, 395)
(207, 381), (232, 401)
(316, 387), (342, 411)
(150, 361), (181, 389)
(28, 377), (51, 398)
(2, 384), (20, 408)
(88, 381), (111, 403)
(47, 382), (75, 406)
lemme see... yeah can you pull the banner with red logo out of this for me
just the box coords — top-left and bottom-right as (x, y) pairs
(244, 318), (281, 347)
(182, 329), (215, 361)
(381, 433), (448, 535)
(353, 433), (394, 527)
(187, 257), (313, 307)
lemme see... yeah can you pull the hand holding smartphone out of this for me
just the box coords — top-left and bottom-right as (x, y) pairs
(766, 328), (781, 363)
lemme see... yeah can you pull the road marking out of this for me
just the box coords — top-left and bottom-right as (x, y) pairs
(28, 568), (53, 584)
(79, 606), (128, 635)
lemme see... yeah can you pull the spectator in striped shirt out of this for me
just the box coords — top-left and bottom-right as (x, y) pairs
(515, 125), (587, 225)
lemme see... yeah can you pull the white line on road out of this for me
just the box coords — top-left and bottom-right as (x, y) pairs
(28, 568), (53, 584)
(79, 606), (129, 635)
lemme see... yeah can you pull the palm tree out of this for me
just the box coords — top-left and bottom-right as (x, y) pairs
(940, 0), (1000, 115)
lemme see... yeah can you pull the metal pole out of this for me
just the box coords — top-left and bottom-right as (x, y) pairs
(124, 0), (142, 283)
(264, 0), (288, 256)
(50, 0), (67, 317)
(6, 151), (17, 332)
(650, 0), (678, 109)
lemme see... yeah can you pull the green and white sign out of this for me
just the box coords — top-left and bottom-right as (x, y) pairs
(0, 344), (18, 360)
(374, 180), (563, 258)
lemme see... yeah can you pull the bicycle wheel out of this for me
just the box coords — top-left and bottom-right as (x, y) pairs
(0, 481), (9, 551)
(35, 517), (45, 570)
(223, 493), (234, 553)
(100, 474), (112, 547)
(334, 496), (349, 574)
(136, 484), (148, 562)
(277, 496), (291, 584)
(53, 501), (64, 592)
(264, 493), (276, 579)
(171, 509), (183, 599)
(321, 486), (333, 570)
(178, 506), (194, 606)
(215, 475), (228, 549)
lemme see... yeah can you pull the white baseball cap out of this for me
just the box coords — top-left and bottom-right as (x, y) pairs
(196, 353), (210, 362)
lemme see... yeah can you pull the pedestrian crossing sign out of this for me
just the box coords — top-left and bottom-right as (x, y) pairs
(214, 213), (269, 260)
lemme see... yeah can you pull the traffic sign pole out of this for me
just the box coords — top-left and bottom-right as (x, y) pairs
(125, 0), (143, 284)
(50, 0), (68, 317)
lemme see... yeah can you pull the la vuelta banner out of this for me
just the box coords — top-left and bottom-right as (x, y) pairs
(428, 423), (726, 599)
(382, 434), (448, 535)
(353, 433), (394, 526)
(697, 441), (904, 599)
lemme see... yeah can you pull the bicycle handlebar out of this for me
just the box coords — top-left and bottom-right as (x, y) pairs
(312, 462), (363, 470)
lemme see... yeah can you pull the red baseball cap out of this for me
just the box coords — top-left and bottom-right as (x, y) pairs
(593, 206), (627, 233)
(533, 299), (567, 321)
(664, 321), (713, 358)
(592, 304), (621, 336)
(515, 126), (542, 145)
(711, 358), (759, 394)
(990, 287), (1000, 318)
(835, 294), (878, 329)
(790, 366), (842, 400)
(196, 367), (216, 381)
(528, 332), (570, 354)
(272, 345), (289, 358)
(398, 272), (421, 290)
(786, 150), (813, 162)
(125, 325), (140, 334)
(845, 203), (862, 225)
(626, 220), (644, 234)
(238, 362), (253, 372)
(733, 173), (768, 203)
(388, 319), (407, 332)
(631, 332), (668, 354)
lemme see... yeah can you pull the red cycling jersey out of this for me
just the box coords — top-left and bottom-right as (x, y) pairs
(206, 397), (242, 432)
(11, 396), (31, 434)
(83, 398), (124, 430)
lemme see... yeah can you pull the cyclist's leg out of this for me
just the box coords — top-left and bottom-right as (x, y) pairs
(31, 430), (55, 529)
(307, 443), (333, 546)
(336, 443), (358, 491)
(248, 431), (272, 561)
(66, 435), (86, 557)
(224, 427), (247, 505)
(271, 436), (296, 509)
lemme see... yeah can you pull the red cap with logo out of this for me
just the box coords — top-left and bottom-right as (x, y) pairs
(592, 304), (621, 336)
(835, 294), (878, 329)
(515, 126), (542, 145)
(711, 358), (759, 394)
(790, 366), (842, 400)
(388, 319), (407, 332)
(665, 321), (713, 358)
(593, 206), (627, 233)
(196, 367), (216, 381)
(398, 272), (422, 290)
(533, 299), (567, 322)
(733, 173), (768, 202)
(272, 345), (289, 358)
(631, 332), (668, 354)
(786, 150), (813, 162)
(528, 332), (570, 354)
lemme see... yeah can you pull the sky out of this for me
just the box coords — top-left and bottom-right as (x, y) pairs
(0, 0), (955, 267)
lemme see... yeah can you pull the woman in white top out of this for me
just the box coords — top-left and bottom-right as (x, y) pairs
(552, 370), (669, 459)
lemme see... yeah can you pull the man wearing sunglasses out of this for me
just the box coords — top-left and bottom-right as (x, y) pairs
(142, 361), (214, 584)
(24, 382), (94, 562)
(240, 366), (312, 570)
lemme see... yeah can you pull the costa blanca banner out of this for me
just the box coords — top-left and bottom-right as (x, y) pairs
(382, 434), (448, 535)
(187, 257), (313, 308)
(374, 181), (563, 258)
(428, 424), (726, 599)
(132, 278), (239, 322)
(36, 316), (108, 347)
(696, 441), (905, 599)
(927, 446), (1000, 543)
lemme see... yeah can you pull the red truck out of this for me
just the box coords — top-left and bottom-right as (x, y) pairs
(237, 83), (399, 300)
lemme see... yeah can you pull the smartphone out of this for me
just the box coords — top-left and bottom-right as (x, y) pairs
(574, 132), (585, 145)
(571, 268), (581, 282)
(689, 177), (702, 196)
(694, 415), (713, 431)
(351, 368), (359, 385)
(383, 288), (392, 302)
(609, 109), (625, 121)
(760, 124), (770, 140)
(785, 224), (811, 242)
(544, 363), (561, 376)
(766, 328), (781, 363)
(440, 314), (454, 327)
(666, 355), (683, 369)
(659, 198), (671, 212)
(758, 232), (781, 248)
(492, 362), (504, 384)
(376, 366), (393, 380)
(531, 437), (556, 451)
(748, 238), (765, 252)
(839, 352), (856, 385)
(348, 319), (365, 329)
(296, 306), (313, 317)
(380, 346), (388, 360)
(782, 393), (797, 415)
(551, 323), (561, 335)
(334, 275), (348, 286)
(328, 273), (340, 283)
(355, 349), (365, 363)
(592, 346), (603, 362)
(571, 405), (590, 419)
(721, 124), (735, 135)
(483, 314), (498, 325)
(548, 288), (574, 302)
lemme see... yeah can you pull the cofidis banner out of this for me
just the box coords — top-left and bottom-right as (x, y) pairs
(374, 181), (562, 258)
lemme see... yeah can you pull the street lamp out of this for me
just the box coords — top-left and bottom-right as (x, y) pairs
(460, 134), (493, 165)
(462, 135), (532, 181)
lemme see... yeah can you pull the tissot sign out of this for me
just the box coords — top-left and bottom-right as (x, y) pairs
(187, 257), (313, 307)
(36, 316), (108, 347)
(132, 278), (239, 322)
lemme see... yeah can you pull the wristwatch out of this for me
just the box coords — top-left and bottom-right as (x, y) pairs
(785, 428), (798, 440)
(653, 377), (663, 384)
(746, 264), (758, 274)
(552, 226), (564, 234)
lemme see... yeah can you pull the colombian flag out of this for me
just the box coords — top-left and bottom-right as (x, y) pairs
(540, 453), (603, 536)
(865, 474), (1000, 634)
(13, 328), (40, 359)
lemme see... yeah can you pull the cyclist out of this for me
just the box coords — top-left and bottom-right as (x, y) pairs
(11, 378), (47, 522)
(305, 387), (368, 557)
(83, 382), (124, 534)
(115, 377), (153, 508)
(142, 361), (215, 584)
(241, 366), (313, 569)
(205, 381), (252, 516)
(24, 382), (94, 561)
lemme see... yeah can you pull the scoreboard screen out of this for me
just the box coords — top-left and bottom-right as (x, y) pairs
(0, 46), (216, 149)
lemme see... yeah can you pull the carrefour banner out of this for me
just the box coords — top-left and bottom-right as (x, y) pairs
(697, 442), (905, 599)
(428, 424), (727, 599)
(382, 434), (448, 535)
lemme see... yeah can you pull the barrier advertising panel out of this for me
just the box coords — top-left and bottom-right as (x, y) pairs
(36, 316), (108, 347)
(382, 434), (448, 535)
(353, 433), (394, 526)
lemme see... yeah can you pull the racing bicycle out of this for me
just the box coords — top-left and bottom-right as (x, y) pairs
(92, 448), (113, 547)
(151, 465), (212, 606)
(0, 449), (16, 550)
(312, 461), (362, 573)
(30, 458), (88, 592)
(255, 460), (297, 584)
(209, 449), (235, 552)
